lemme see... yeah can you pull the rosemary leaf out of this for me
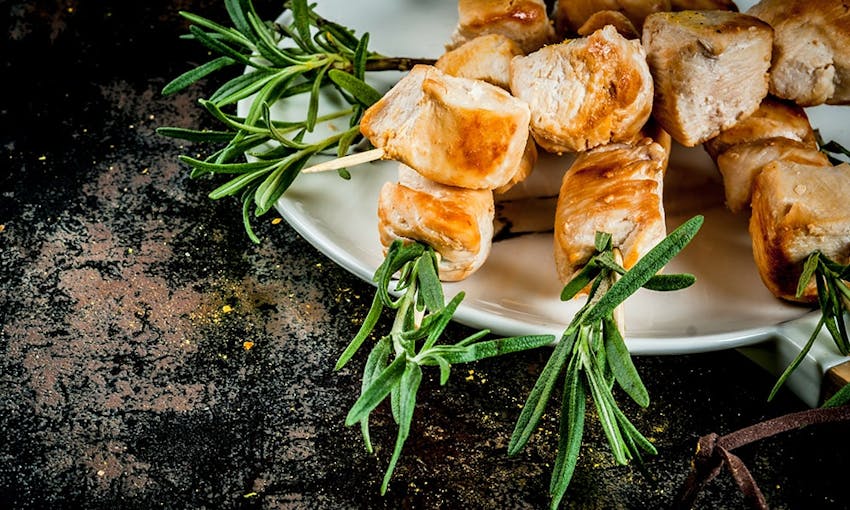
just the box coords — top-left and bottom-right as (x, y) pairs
(604, 315), (649, 407)
(610, 401), (656, 456)
(336, 291), (384, 370)
(508, 328), (576, 456)
(420, 293), (464, 351)
(560, 261), (601, 301)
(797, 252), (821, 298)
(642, 273), (696, 292)
(768, 316), (825, 401)
(822, 382), (850, 408)
(514, 216), (703, 507)
(162, 56), (236, 95)
(345, 353), (407, 426)
(156, 127), (236, 143)
(290, 0), (320, 54)
(435, 355), (452, 385)
(353, 33), (369, 79)
(340, 239), (552, 493)
(583, 337), (629, 464)
(179, 10), (250, 45)
(178, 155), (273, 174)
(208, 69), (278, 106)
(328, 69), (382, 106)
(253, 152), (309, 214)
(359, 336), (392, 453)
(306, 64), (329, 131)
(240, 187), (261, 244)
(381, 362), (423, 495)
(549, 359), (585, 508)
(439, 335), (554, 364)
(164, 0), (442, 241)
(415, 250), (444, 317)
(209, 167), (270, 199)
(188, 25), (261, 70)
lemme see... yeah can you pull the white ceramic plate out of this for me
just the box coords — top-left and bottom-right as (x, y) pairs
(244, 0), (849, 355)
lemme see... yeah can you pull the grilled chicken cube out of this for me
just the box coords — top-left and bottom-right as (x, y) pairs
(642, 10), (773, 147)
(378, 165), (495, 282)
(554, 0), (670, 36)
(716, 139), (830, 213)
(576, 10), (640, 39)
(436, 34), (524, 91)
(510, 26), (654, 154)
(750, 161), (850, 302)
(703, 96), (818, 161)
(360, 65), (531, 191)
(554, 138), (667, 283)
(447, 0), (556, 55)
(435, 35), (538, 194)
(747, 0), (850, 106)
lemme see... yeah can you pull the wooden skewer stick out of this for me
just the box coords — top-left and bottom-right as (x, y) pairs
(301, 148), (385, 174)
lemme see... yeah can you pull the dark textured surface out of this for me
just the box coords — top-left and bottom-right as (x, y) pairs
(1, 2), (848, 509)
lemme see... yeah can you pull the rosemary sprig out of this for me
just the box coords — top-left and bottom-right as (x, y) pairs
(768, 251), (850, 401)
(336, 239), (555, 494)
(158, 0), (434, 242)
(508, 215), (704, 509)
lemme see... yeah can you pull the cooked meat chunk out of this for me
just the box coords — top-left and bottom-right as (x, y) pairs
(750, 161), (850, 302)
(715, 139), (830, 213)
(747, 0), (850, 106)
(577, 10), (640, 39)
(435, 34), (524, 90)
(642, 10), (773, 147)
(510, 26), (653, 154)
(703, 96), (818, 160)
(701, 94), (828, 213)
(554, 0), (670, 36)
(448, 0), (556, 54)
(434, 34), (538, 194)
(360, 65), (531, 190)
(670, 0), (738, 11)
(553, 138), (667, 283)
(378, 165), (495, 282)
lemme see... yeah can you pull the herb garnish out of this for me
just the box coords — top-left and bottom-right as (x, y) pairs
(508, 215), (704, 508)
(335, 239), (555, 494)
(768, 252), (850, 400)
(157, 0), (434, 242)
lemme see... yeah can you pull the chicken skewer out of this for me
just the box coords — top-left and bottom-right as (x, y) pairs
(698, 82), (850, 399)
(512, 130), (700, 506)
(302, 64), (532, 191)
(338, 34), (567, 495)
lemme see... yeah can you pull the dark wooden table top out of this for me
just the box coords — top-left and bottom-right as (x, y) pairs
(2, 1), (848, 508)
